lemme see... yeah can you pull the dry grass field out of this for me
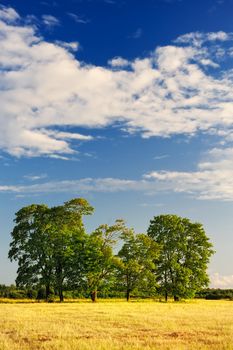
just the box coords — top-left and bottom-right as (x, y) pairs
(0, 299), (233, 350)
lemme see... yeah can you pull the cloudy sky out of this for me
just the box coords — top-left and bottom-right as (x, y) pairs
(1, 0), (233, 288)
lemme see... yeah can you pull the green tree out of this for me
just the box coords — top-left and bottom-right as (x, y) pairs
(147, 215), (214, 301)
(48, 198), (93, 302)
(8, 204), (53, 300)
(117, 229), (159, 301)
(8, 198), (94, 302)
(82, 220), (125, 302)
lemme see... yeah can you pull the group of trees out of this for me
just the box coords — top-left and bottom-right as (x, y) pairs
(8, 198), (214, 302)
(196, 288), (233, 300)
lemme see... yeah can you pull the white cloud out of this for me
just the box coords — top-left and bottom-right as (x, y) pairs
(43, 130), (93, 141)
(199, 58), (219, 68)
(1, 8), (233, 158)
(154, 154), (169, 160)
(24, 173), (47, 181)
(211, 272), (233, 288)
(0, 144), (233, 201)
(48, 154), (70, 161)
(145, 146), (233, 201)
(67, 12), (89, 24)
(175, 31), (233, 46)
(55, 41), (79, 52)
(0, 5), (19, 22)
(0, 178), (144, 194)
(42, 14), (60, 27)
(108, 57), (130, 68)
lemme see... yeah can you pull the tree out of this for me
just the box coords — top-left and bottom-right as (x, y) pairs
(117, 229), (159, 301)
(47, 198), (93, 302)
(82, 220), (125, 302)
(8, 204), (54, 300)
(8, 198), (94, 301)
(147, 215), (214, 301)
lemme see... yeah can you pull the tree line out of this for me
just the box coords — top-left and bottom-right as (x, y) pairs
(8, 198), (214, 302)
(2, 286), (231, 301)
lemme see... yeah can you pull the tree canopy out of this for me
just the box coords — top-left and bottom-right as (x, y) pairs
(8, 201), (215, 302)
(117, 229), (159, 301)
(147, 214), (214, 301)
(81, 220), (125, 302)
(8, 198), (94, 301)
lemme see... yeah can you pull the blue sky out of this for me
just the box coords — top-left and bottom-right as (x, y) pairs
(1, 0), (233, 288)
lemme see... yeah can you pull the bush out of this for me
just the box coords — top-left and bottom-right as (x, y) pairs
(196, 288), (233, 300)
(8, 290), (27, 299)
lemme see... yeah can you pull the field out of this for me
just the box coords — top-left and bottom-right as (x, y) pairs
(0, 299), (233, 350)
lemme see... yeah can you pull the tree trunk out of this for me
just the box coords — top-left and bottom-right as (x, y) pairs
(164, 271), (168, 302)
(91, 290), (97, 302)
(45, 284), (50, 301)
(56, 259), (64, 302)
(59, 287), (64, 302)
(174, 295), (179, 302)
(126, 289), (130, 302)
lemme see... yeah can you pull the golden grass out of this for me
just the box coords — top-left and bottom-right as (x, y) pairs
(0, 299), (233, 349)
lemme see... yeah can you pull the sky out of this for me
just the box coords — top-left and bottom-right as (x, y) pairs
(1, 0), (233, 288)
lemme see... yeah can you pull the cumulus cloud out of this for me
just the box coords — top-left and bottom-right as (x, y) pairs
(1, 7), (233, 158)
(55, 41), (79, 52)
(0, 5), (19, 22)
(108, 57), (130, 68)
(175, 31), (232, 46)
(211, 272), (233, 288)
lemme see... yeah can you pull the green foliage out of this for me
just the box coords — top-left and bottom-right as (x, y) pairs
(7, 199), (216, 302)
(0, 285), (38, 299)
(196, 288), (233, 300)
(8, 198), (93, 301)
(8, 204), (52, 290)
(147, 214), (214, 301)
(117, 229), (159, 300)
(0, 284), (15, 298)
(81, 220), (125, 301)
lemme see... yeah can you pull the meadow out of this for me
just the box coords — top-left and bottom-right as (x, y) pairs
(0, 300), (233, 350)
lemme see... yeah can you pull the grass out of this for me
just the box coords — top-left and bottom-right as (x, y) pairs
(0, 299), (233, 349)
